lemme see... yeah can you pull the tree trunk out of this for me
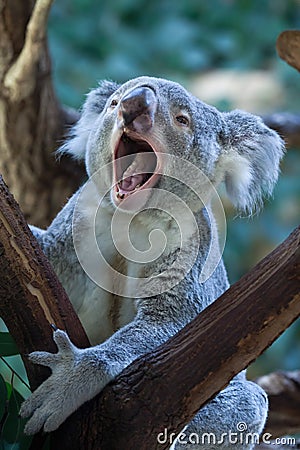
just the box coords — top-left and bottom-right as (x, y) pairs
(0, 0), (85, 228)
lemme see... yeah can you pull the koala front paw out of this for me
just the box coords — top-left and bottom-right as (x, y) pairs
(20, 330), (107, 434)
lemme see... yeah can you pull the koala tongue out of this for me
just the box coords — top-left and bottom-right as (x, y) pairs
(119, 153), (149, 192)
(119, 174), (144, 191)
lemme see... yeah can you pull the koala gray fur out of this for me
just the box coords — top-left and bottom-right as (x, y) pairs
(20, 76), (284, 449)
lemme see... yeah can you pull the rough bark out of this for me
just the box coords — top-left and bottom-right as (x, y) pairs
(0, 0), (85, 229)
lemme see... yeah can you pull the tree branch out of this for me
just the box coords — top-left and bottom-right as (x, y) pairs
(0, 174), (90, 448)
(3, 0), (54, 102)
(50, 225), (300, 449)
(0, 175), (89, 390)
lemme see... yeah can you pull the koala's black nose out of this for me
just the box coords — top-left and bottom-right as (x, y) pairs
(120, 87), (156, 129)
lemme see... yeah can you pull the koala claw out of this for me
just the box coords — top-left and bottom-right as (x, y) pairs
(20, 330), (104, 435)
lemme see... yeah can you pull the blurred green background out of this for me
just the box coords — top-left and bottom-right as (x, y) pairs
(2, 0), (300, 407)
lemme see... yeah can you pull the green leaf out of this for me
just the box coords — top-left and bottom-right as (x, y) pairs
(19, 432), (33, 450)
(5, 382), (12, 399)
(1, 441), (19, 450)
(2, 388), (32, 450)
(0, 333), (19, 357)
(0, 374), (8, 421)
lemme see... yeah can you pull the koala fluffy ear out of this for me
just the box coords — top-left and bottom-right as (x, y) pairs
(58, 80), (120, 160)
(218, 110), (285, 214)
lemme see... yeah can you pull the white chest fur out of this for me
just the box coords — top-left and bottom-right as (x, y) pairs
(68, 181), (195, 344)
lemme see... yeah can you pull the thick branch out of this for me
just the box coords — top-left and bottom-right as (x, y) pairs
(256, 370), (300, 438)
(0, 175), (89, 390)
(50, 225), (300, 449)
(4, 0), (54, 101)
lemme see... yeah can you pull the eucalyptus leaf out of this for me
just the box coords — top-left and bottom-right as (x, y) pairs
(1, 387), (31, 450)
(0, 374), (7, 421)
(0, 333), (19, 357)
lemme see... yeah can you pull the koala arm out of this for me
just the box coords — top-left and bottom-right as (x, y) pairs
(19, 288), (193, 435)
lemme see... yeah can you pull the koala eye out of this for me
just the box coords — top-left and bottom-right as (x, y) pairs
(176, 115), (190, 127)
(110, 98), (119, 108)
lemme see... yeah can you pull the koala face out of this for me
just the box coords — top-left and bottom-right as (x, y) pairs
(61, 76), (284, 214)
(96, 77), (223, 211)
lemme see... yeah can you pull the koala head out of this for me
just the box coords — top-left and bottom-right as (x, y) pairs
(60, 76), (284, 214)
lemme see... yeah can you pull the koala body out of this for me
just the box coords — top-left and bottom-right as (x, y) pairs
(21, 76), (284, 449)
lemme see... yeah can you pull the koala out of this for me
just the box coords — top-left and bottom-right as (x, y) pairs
(20, 76), (284, 449)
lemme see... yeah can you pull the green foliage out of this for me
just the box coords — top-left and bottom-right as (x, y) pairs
(0, 327), (32, 449)
(0, 375), (7, 423)
(0, 334), (19, 358)
(0, 374), (32, 450)
(48, 0), (300, 107)
(0, 376), (32, 450)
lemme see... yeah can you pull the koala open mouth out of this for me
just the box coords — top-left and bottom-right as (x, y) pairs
(113, 133), (159, 204)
